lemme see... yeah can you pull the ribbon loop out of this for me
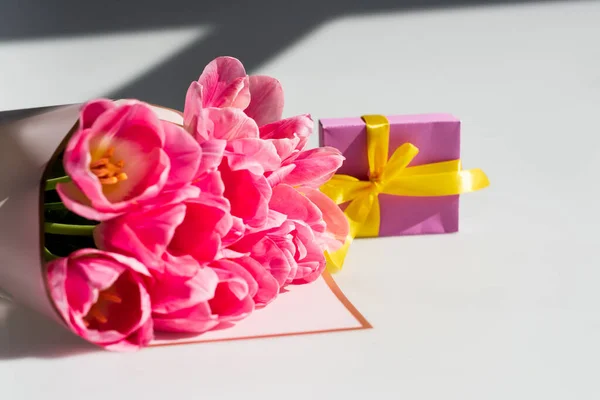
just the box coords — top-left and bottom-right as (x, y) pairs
(321, 175), (373, 205)
(380, 143), (419, 185)
(322, 115), (490, 272)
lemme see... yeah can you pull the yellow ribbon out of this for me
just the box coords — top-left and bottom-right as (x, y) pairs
(321, 115), (490, 273)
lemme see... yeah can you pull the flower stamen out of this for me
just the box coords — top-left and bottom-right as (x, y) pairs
(90, 147), (128, 185)
(89, 308), (108, 324)
(82, 288), (122, 327)
(101, 292), (122, 304)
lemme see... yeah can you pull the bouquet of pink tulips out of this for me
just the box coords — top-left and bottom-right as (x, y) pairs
(39, 57), (349, 351)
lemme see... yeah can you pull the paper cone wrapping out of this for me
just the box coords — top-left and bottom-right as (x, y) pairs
(0, 105), (80, 321)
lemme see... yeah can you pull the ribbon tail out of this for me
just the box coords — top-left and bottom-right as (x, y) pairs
(355, 193), (380, 238)
(325, 239), (352, 273)
(325, 192), (379, 273)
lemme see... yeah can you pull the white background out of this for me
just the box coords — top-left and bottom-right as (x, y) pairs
(1, 1), (600, 399)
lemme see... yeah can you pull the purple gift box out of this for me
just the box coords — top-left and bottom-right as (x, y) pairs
(319, 114), (461, 237)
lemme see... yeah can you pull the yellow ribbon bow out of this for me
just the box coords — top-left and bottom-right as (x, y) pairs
(320, 115), (490, 272)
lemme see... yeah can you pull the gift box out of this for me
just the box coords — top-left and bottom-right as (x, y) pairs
(320, 114), (461, 237)
(319, 114), (486, 238)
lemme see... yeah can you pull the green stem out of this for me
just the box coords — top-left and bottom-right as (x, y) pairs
(45, 176), (70, 191)
(43, 247), (59, 261)
(44, 202), (67, 210)
(44, 222), (95, 236)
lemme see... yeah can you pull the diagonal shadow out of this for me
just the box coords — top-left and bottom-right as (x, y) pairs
(0, 0), (565, 41)
(1, 0), (563, 109)
(0, 299), (97, 359)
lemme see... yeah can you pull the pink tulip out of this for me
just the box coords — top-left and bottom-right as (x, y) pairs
(266, 185), (328, 283)
(258, 115), (345, 189)
(184, 106), (278, 229)
(230, 184), (346, 285)
(152, 262), (255, 333)
(169, 195), (237, 264)
(194, 56), (251, 109)
(245, 75), (284, 127)
(300, 187), (349, 252)
(57, 99), (201, 221)
(95, 194), (237, 276)
(46, 249), (153, 351)
(183, 57), (283, 135)
(219, 155), (273, 229)
(183, 59), (283, 230)
(224, 256), (279, 306)
(258, 114), (313, 160)
(181, 56), (349, 286)
(267, 147), (344, 189)
(94, 203), (188, 274)
(95, 197), (259, 333)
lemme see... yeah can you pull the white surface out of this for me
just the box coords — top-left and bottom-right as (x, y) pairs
(1, 1), (600, 399)
(0, 26), (211, 110)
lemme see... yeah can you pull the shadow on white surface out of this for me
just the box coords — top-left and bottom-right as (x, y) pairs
(0, 0), (562, 110)
(0, 299), (97, 359)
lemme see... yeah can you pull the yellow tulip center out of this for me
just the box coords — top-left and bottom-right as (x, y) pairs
(89, 147), (128, 185)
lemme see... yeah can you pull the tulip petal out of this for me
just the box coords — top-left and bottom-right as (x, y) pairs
(236, 256), (280, 306)
(245, 75), (284, 127)
(169, 195), (233, 263)
(221, 163), (271, 228)
(276, 147), (344, 188)
(194, 171), (225, 196)
(212, 259), (259, 300)
(161, 121), (202, 189)
(183, 81), (202, 135)
(198, 139), (226, 172)
(221, 216), (245, 247)
(193, 140), (226, 196)
(208, 268), (254, 318)
(225, 138), (280, 174)
(151, 265), (220, 314)
(204, 107), (259, 141)
(106, 317), (154, 352)
(265, 164), (295, 188)
(153, 302), (219, 334)
(300, 187), (350, 251)
(198, 56), (250, 109)
(112, 103), (165, 150)
(162, 253), (202, 279)
(152, 266), (254, 334)
(80, 99), (115, 130)
(259, 114), (312, 159)
(290, 223), (326, 283)
(249, 237), (293, 286)
(150, 184), (201, 209)
(56, 182), (120, 221)
(269, 185), (323, 230)
(94, 204), (187, 273)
